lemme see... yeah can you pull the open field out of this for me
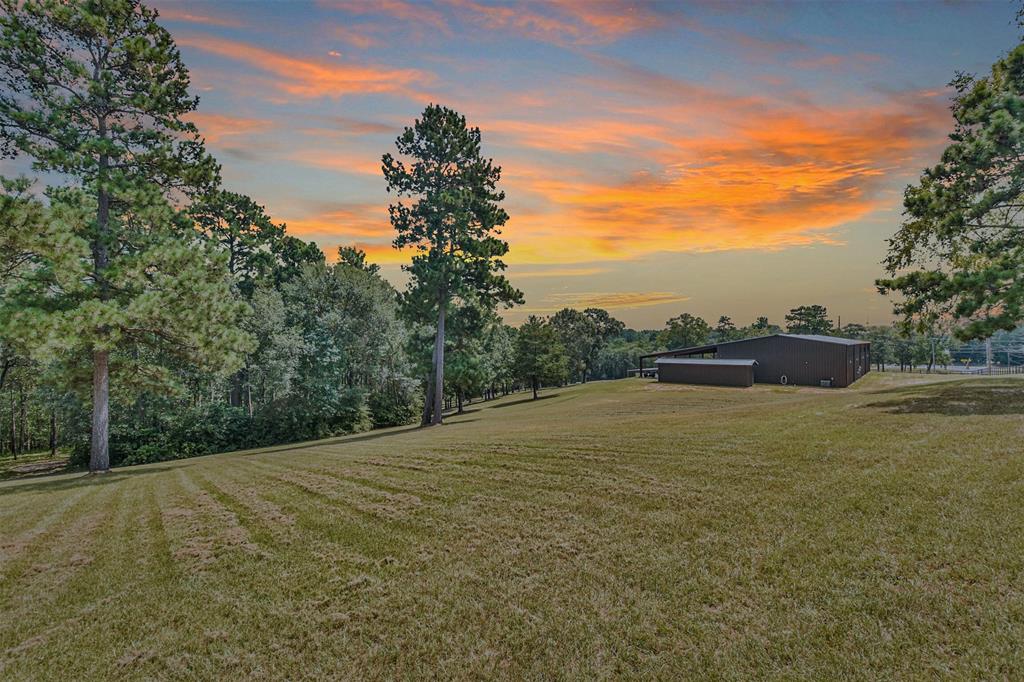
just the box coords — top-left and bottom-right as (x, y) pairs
(1, 374), (1023, 679)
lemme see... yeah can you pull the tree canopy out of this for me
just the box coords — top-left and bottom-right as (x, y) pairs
(784, 305), (832, 335)
(878, 42), (1024, 340)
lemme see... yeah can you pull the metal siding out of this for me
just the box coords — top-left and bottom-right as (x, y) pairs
(657, 362), (754, 387)
(717, 336), (868, 387)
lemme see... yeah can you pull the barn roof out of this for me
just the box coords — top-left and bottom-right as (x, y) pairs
(655, 358), (757, 366)
(640, 333), (868, 362)
(780, 334), (868, 345)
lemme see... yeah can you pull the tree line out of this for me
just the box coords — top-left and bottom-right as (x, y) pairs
(1, 0), (1022, 469)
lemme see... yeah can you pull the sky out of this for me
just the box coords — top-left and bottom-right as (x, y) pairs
(140, 2), (1020, 327)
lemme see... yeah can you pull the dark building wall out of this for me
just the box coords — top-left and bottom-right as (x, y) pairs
(657, 362), (754, 387)
(716, 336), (869, 387)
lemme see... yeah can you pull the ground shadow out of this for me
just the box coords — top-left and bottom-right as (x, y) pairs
(489, 394), (560, 409)
(863, 378), (1024, 416)
(0, 464), (181, 495)
(240, 424), (423, 456)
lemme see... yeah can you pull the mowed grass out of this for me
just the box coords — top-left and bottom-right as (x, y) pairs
(2, 374), (1023, 679)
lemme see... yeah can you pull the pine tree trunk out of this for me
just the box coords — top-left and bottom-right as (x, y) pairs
(18, 384), (26, 453)
(420, 371), (433, 426)
(49, 410), (57, 457)
(457, 392), (463, 414)
(431, 301), (446, 426)
(9, 388), (15, 458)
(91, 137), (111, 472)
(90, 350), (110, 472)
(532, 377), (538, 400)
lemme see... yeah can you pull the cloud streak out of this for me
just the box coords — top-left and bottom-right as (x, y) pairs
(523, 291), (691, 313)
(177, 34), (429, 99)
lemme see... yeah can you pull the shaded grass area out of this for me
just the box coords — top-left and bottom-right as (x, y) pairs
(1, 374), (1023, 679)
(0, 450), (72, 482)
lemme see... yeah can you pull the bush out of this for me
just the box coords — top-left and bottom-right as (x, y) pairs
(369, 378), (421, 428)
(69, 399), (252, 467)
(251, 388), (372, 445)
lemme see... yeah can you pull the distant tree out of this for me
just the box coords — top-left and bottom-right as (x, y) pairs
(485, 323), (517, 396)
(784, 305), (833, 335)
(742, 315), (781, 338)
(550, 307), (624, 383)
(515, 316), (568, 400)
(839, 323), (869, 340)
(337, 245), (380, 275)
(878, 44), (1024, 341)
(0, 0), (241, 472)
(658, 313), (710, 350)
(191, 190), (285, 299)
(383, 104), (522, 425)
(270, 235), (325, 287)
(713, 315), (739, 342)
(867, 326), (896, 371)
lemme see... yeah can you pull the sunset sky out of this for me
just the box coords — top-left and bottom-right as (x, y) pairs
(150, 2), (1016, 327)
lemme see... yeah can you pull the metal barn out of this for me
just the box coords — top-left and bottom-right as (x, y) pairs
(655, 358), (757, 387)
(642, 334), (870, 388)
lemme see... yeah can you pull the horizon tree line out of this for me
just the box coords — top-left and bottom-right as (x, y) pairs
(0, 0), (1021, 469)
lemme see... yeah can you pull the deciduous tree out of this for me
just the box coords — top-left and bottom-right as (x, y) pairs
(514, 316), (567, 400)
(658, 313), (710, 350)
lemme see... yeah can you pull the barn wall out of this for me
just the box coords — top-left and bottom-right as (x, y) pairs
(716, 336), (868, 387)
(657, 363), (754, 387)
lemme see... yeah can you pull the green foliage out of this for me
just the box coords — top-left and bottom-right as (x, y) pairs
(713, 315), (740, 342)
(337, 245), (380, 275)
(368, 379), (420, 428)
(68, 398), (252, 467)
(784, 305), (833, 335)
(0, 187), (252, 381)
(515, 315), (568, 397)
(549, 308), (623, 382)
(383, 103), (523, 424)
(659, 313), (710, 349)
(0, 0), (231, 471)
(878, 42), (1024, 340)
(191, 190), (286, 298)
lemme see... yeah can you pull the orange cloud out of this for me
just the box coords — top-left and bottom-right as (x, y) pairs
(185, 112), (273, 144)
(508, 266), (608, 279)
(156, 6), (244, 28)
(282, 203), (391, 241)
(487, 118), (668, 154)
(445, 0), (672, 45)
(489, 90), (950, 263)
(326, 0), (450, 35)
(285, 148), (384, 176)
(522, 292), (690, 313)
(176, 34), (428, 99)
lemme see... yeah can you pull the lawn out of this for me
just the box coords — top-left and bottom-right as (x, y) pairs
(1, 373), (1023, 679)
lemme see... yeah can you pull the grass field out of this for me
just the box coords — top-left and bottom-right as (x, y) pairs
(1, 373), (1023, 679)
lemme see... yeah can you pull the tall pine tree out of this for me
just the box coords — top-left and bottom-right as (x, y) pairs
(0, 0), (242, 471)
(383, 104), (522, 425)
